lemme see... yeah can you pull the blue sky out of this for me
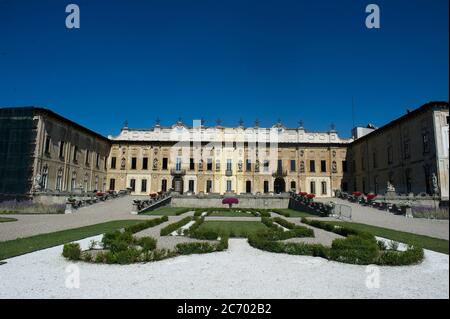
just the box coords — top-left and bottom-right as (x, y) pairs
(0, 0), (448, 137)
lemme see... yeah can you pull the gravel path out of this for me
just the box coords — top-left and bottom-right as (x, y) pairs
(0, 196), (153, 241)
(318, 198), (449, 240)
(0, 236), (447, 299)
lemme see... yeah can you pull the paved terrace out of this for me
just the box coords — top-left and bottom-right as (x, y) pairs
(317, 198), (449, 240)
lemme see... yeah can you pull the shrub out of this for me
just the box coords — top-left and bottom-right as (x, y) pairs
(160, 217), (192, 236)
(272, 210), (290, 217)
(176, 242), (216, 255)
(82, 251), (93, 262)
(217, 235), (229, 251)
(329, 235), (379, 265)
(138, 236), (157, 252)
(190, 229), (219, 240)
(377, 240), (387, 250)
(114, 247), (141, 264)
(272, 217), (296, 229)
(124, 216), (168, 233)
(377, 245), (424, 266)
(95, 252), (106, 263)
(62, 243), (81, 260)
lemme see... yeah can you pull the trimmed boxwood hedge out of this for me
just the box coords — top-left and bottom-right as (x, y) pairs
(160, 217), (192, 236)
(124, 216), (168, 233)
(249, 217), (425, 266)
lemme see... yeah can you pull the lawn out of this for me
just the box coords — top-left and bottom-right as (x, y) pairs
(209, 210), (254, 217)
(196, 221), (268, 237)
(142, 207), (191, 216)
(274, 209), (318, 218)
(0, 219), (145, 260)
(0, 217), (17, 223)
(325, 221), (449, 255)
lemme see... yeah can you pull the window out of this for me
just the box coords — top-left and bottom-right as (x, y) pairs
(246, 159), (252, 172)
(41, 166), (48, 189)
(85, 150), (90, 165)
(94, 176), (99, 190)
(206, 180), (212, 193)
(290, 160), (296, 172)
(263, 181), (269, 193)
(109, 178), (115, 191)
(142, 157), (148, 170)
(71, 172), (77, 190)
(373, 152), (377, 168)
(96, 153), (100, 168)
(189, 158), (195, 170)
(59, 141), (65, 159)
(387, 146), (393, 164)
(131, 157), (137, 169)
(215, 160), (220, 171)
(207, 158), (213, 171)
(130, 179), (136, 192)
(342, 160), (348, 173)
(277, 159), (283, 171)
(246, 180), (252, 193)
(55, 168), (63, 191)
(226, 180), (232, 192)
(422, 132), (430, 154)
(161, 179), (167, 192)
(73, 146), (78, 163)
(321, 181), (327, 195)
(44, 136), (51, 154)
(309, 160), (315, 172)
(290, 181), (296, 190)
(162, 157), (168, 170)
(176, 157), (182, 170)
(189, 180), (195, 192)
(141, 179), (147, 192)
(320, 160), (326, 172)
(404, 140), (410, 159)
(263, 160), (269, 172)
(361, 157), (365, 171)
(111, 157), (117, 169)
(226, 159), (232, 171)
(310, 181), (316, 194)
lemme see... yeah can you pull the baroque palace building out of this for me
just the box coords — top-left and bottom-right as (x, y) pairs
(0, 101), (448, 200)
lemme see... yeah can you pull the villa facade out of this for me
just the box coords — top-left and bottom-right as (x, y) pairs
(0, 101), (448, 199)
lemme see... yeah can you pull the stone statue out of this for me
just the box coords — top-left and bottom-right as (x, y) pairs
(237, 160), (243, 172)
(255, 160), (260, 172)
(332, 161), (337, 173)
(432, 173), (439, 195)
(152, 158), (159, 170)
(198, 159), (203, 170)
(33, 173), (42, 190)
(300, 161), (305, 173)
(386, 181), (395, 192)
(121, 157), (126, 169)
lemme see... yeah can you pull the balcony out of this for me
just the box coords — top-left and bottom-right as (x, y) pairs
(225, 169), (233, 176)
(272, 169), (288, 177)
(170, 168), (186, 176)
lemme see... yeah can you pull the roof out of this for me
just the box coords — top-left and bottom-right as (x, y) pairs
(350, 101), (449, 145)
(0, 106), (110, 143)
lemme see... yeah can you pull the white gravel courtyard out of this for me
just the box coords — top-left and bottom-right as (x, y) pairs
(0, 236), (448, 299)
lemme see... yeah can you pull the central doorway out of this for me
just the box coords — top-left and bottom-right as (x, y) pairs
(172, 177), (184, 193)
(246, 180), (252, 193)
(274, 177), (285, 194)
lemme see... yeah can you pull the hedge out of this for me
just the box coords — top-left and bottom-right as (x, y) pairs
(249, 218), (425, 266)
(62, 243), (81, 260)
(160, 217), (192, 236)
(124, 216), (168, 233)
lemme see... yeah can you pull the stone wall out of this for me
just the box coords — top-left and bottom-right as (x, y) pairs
(170, 194), (290, 209)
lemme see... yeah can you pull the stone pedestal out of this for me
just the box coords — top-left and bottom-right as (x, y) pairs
(65, 202), (73, 214)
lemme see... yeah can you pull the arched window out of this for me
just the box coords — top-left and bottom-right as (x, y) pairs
(71, 172), (77, 191)
(55, 167), (63, 191)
